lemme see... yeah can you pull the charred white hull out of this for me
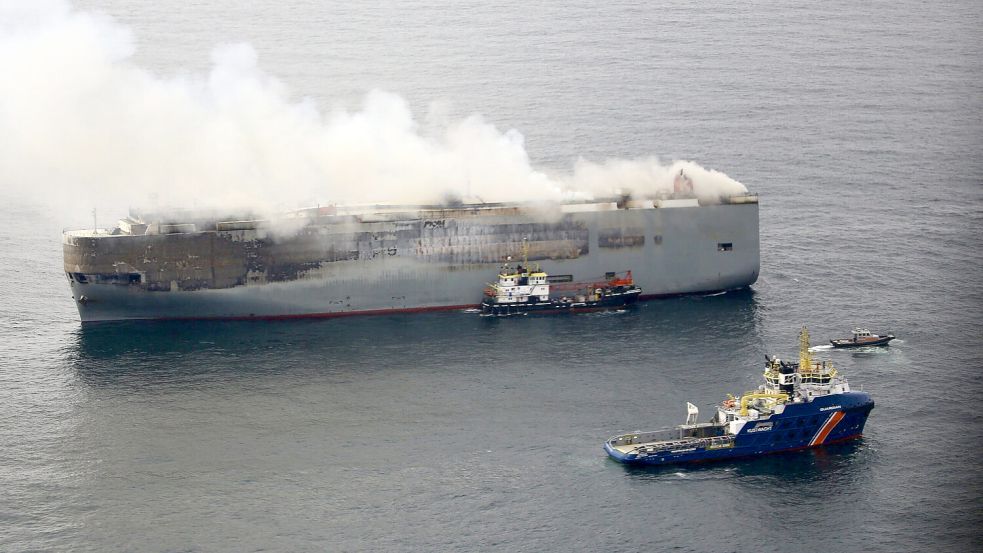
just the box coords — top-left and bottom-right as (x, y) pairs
(63, 200), (759, 322)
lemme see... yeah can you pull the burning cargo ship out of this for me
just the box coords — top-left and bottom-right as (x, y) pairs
(62, 194), (759, 322)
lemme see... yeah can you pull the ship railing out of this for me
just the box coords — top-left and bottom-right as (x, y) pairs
(629, 435), (735, 454)
(764, 367), (837, 386)
(704, 435), (736, 449)
(799, 367), (837, 383)
(629, 438), (698, 453)
(63, 228), (115, 237)
(609, 428), (674, 446)
(764, 369), (781, 386)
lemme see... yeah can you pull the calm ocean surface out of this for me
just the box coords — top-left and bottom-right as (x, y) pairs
(2, 1), (981, 551)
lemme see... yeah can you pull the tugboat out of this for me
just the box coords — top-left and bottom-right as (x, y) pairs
(604, 328), (874, 466)
(830, 328), (895, 348)
(480, 265), (641, 317)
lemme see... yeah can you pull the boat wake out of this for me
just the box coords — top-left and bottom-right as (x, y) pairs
(582, 309), (629, 318)
(839, 345), (899, 353)
(818, 341), (902, 353)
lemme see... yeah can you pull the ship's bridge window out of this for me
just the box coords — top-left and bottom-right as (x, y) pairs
(717, 242), (733, 252)
(73, 272), (88, 283)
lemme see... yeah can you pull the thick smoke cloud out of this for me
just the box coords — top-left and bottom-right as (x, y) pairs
(0, 1), (748, 219)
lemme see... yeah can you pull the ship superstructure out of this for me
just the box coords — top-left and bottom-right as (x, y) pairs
(63, 194), (759, 322)
(604, 328), (874, 466)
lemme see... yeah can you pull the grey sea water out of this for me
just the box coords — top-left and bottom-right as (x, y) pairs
(2, 1), (982, 551)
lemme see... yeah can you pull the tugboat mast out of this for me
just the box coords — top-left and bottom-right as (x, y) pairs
(799, 326), (812, 371)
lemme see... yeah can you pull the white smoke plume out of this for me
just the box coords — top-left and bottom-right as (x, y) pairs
(0, 0), (748, 219)
(566, 158), (749, 202)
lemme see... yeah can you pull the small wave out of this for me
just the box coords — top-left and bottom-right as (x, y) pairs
(461, 308), (482, 314)
(844, 346), (898, 353)
(582, 309), (628, 317)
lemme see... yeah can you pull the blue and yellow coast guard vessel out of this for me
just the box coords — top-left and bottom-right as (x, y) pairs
(604, 328), (874, 466)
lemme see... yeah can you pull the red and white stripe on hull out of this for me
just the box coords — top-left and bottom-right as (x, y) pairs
(810, 411), (845, 446)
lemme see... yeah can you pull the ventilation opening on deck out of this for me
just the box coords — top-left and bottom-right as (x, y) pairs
(717, 242), (733, 252)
